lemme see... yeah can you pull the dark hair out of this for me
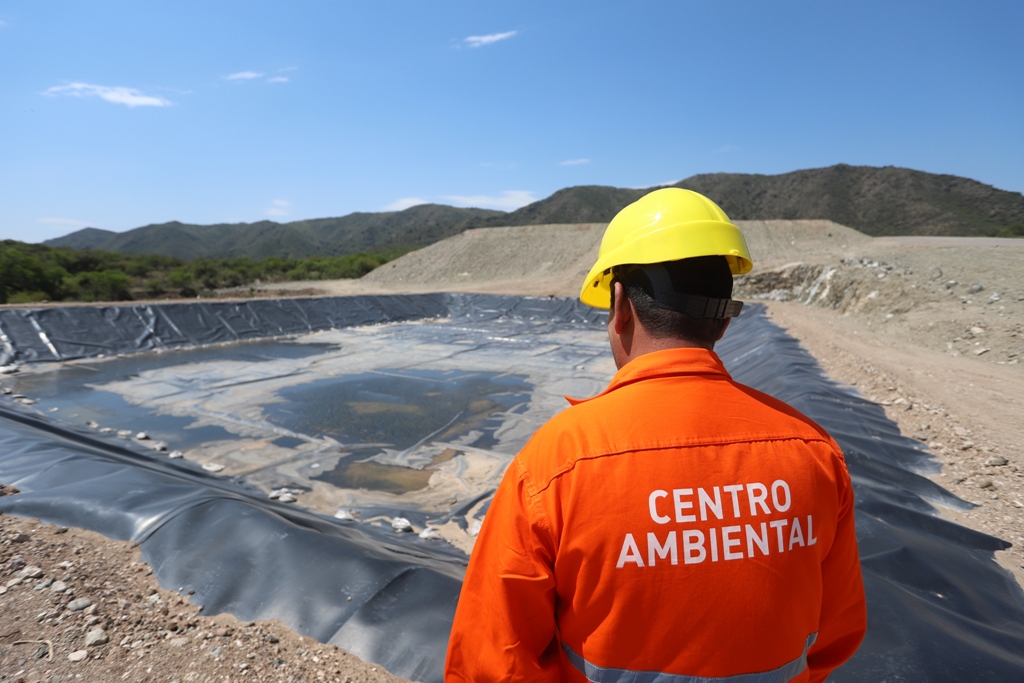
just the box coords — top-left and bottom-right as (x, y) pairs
(612, 256), (733, 346)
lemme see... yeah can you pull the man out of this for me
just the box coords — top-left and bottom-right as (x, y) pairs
(445, 188), (866, 682)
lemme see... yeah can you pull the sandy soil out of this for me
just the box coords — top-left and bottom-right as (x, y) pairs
(2, 220), (1022, 681)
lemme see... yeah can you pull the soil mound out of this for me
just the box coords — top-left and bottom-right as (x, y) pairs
(362, 220), (870, 292)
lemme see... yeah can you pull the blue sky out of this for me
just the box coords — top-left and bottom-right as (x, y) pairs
(1, 1), (1022, 242)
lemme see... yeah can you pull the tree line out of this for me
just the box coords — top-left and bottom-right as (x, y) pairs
(0, 240), (407, 305)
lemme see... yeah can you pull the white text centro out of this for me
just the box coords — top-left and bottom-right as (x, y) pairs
(616, 480), (818, 568)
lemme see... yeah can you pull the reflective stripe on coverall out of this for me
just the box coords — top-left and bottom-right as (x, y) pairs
(444, 347), (866, 683)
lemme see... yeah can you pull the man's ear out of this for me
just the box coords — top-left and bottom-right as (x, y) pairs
(611, 281), (632, 335)
(715, 317), (731, 342)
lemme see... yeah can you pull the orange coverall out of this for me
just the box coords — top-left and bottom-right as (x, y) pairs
(445, 347), (866, 682)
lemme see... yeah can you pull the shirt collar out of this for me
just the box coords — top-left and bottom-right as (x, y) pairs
(566, 347), (731, 406)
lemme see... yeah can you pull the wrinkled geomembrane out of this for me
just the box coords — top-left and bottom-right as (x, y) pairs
(1, 294), (1023, 682)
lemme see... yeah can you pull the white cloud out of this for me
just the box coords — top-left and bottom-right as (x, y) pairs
(266, 76), (289, 84)
(441, 190), (536, 211)
(559, 158), (590, 166)
(629, 179), (681, 190)
(38, 217), (91, 228)
(464, 31), (517, 48)
(226, 71), (263, 81)
(384, 197), (429, 211)
(44, 83), (171, 108)
(265, 199), (290, 217)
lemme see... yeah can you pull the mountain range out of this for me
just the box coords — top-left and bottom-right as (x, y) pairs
(44, 165), (1024, 260)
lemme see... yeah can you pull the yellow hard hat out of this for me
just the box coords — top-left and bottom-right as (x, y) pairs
(579, 188), (753, 309)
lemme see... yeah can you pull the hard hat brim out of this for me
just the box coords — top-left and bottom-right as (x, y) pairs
(579, 220), (753, 309)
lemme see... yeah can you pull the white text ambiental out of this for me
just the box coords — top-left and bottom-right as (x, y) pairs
(616, 480), (817, 568)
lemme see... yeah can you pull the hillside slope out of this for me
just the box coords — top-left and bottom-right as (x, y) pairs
(44, 165), (1023, 260)
(46, 204), (504, 260)
(490, 165), (1024, 237)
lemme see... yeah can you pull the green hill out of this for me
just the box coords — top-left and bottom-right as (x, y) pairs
(488, 165), (1024, 237)
(44, 165), (1024, 260)
(46, 204), (504, 261)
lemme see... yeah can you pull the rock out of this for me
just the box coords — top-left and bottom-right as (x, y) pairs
(135, 431), (150, 440)
(148, 440), (169, 451)
(68, 649), (89, 662)
(84, 603), (98, 615)
(334, 509), (356, 521)
(86, 420), (100, 428)
(469, 519), (483, 537)
(17, 565), (43, 579)
(961, 441), (975, 450)
(277, 492), (297, 503)
(99, 427), (115, 433)
(391, 517), (413, 532)
(68, 597), (93, 611)
(969, 282), (984, 294)
(209, 645), (223, 658)
(976, 478), (994, 489)
(974, 348), (990, 356)
(7, 554), (26, 570)
(987, 456), (1009, 467)
(169, 637), (189, 647)
(202, 463), (225, 472)
(10, 532), (30, 543)
(944, 280), (959, 289)
(168, 450), (184, 459)
(34, 578), (53, 590)
(50, 580), (68, 592)
(419, 527), (442, 541)
(988, 292), (1001, 303)
(954, 426), (969, 437)
(85, 628), (109, 646)
(928, 267), (943, 280)
(117, 429), (132, 438)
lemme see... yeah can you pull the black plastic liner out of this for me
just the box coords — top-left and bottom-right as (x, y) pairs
(0, 295), (451, 365)
(1, 294), (1022, 682)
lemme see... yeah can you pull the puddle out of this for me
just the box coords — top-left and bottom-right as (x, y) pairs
(266, 369), (531, 493)
(8, 339), (338, 450)
(271, 436), (306, 449)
